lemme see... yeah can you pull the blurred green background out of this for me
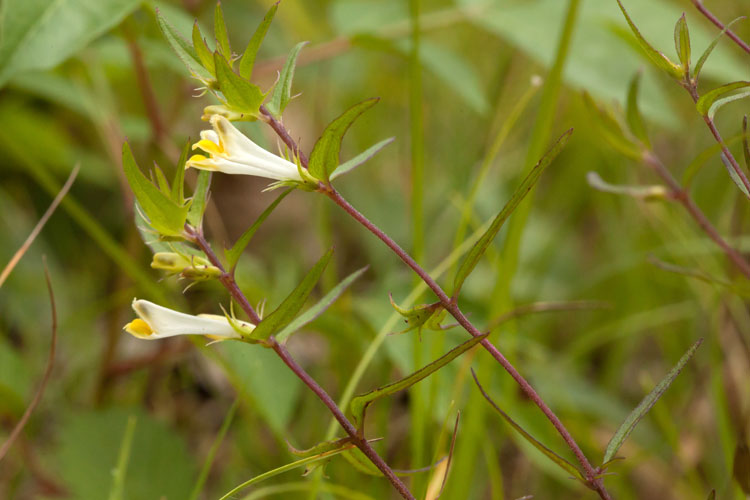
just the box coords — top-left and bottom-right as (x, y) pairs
(1, 0), (749, 498)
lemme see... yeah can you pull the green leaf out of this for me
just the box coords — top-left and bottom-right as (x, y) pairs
(156, 9), (214, 83)
(603, 338), (703, 463)
(673, 14), (690, 73)
(350, 333), (488, 428)
(288, 437), (352, 458)
(122, 143), (188, 237)
(693, 17), (744, 82)
(626, 72), (650, 147)
(0, 0), (141, 87)
(187, 170), (211, 227)
(388, 295), (442, 335)
(471, 370), (585, 481)
(214, 53), (266, 119)
(276, 266), (367, 343)
(171, 142), (189, 205)
(239, 2), (279, 80)
(582, 92), (640, 159)
(265, 41), (308, 117)
(706, 89), (750, 121)
(108, 416), (137, 500)
(615, 0), (684, 79)
(330, 137), (394, 181)
(452, 129), (572, 296)
(192, 22), (216, 76)
(224, 188), (292, 271)
(152, 165), (171, 196)
(720, 153), (750, 198)
(696, 81), (750, 116)
(308, 98), (379, 182)
(250, 249), (334, 340)
(214, 2), (232, 61)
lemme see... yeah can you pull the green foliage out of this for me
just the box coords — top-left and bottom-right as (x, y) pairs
(213, 53), (266, 119)
(673, 14), (691, 74)
(213, 2), (232, 62)
(625, 72), (650, 147)
(329, 138), (394, 181)
(696, 81), (750, 116)
(186, 171), (211, 228)
(266, 41), (308, 118)
(239, 3), (279, 80)
(156, 9), (213, 83)
(308, 98), (380, 182)
(693, 17), (744, 82)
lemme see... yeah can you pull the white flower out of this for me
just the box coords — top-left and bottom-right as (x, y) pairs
(124, 299), (253, 340)
(187, 114), (302, 183)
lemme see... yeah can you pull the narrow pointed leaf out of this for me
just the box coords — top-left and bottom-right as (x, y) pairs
(350, 332), (488, 428)
(250, 248), (334, 340)
(171, 142), (190, 205)
(192, 22), (215, 76)
(214, 53), (265, 119)
(707, 89), (750, 120)
(674, 14), (691, 73)
(694, 17), (744, 81)
(214, 2), (232, 61)
(330, 137), (394, 180)
(472, 370), (584, 481)
(615, 0), (684, 79)
(696, 81), (750, 116)
(603, 338), (703, 463)
(452, 129), (572, 296)
(626, 72), (650, 147)
(388, 295), (441, 334)
(266, 41), (308, 117)
(239, 2), (279, 80)
(721, 152), (750, 198)
(156, 10), (213, 82)
(288, 437), (351, 458)
(122, 144), (188, 237)
(187, 170), (211, 227)
(224, 188), (292, 271)
(153, 165), (171, 195)
(309, 98), (379, 182)
(276, 266), (367, 343)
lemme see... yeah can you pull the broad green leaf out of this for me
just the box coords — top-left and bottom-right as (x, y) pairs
(673, 14), (690, 73)
(187, 170), (211, 227)
(156, 9), (213, 82)
(626, 72), (650, 147)
(452, 129), (572, 296)
(696, 81), (750, 116)
(603, 338), (703, 463)
(122, 143), (188, 236)
(615, 0), (683, 79)
(192, 22), (215, 76)
(214, 53), (266, 119)
(276, 266), (367, 343)
(250, 249), (334, 340)
(266, 41), (308, 117)
(330, 138), (394, 181)
(694, 17), (744, 82)
(707, 89), (750, 121)
(308, 98), (379, 182)
(224, 188), (292, 271)
(218, 443), (354, 500)
(213, 2), (232, 61)
(472, 370), (584, 481)
(0, 0), (140, 87)
(350, 333), (488, 428)
(239, 3), (279, 80)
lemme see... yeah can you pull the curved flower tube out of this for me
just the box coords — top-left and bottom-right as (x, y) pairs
(187, 114), (302, 182)
(124, 299), (253, 340)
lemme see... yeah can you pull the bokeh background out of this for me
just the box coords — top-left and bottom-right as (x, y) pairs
(1, 0), (749, 498)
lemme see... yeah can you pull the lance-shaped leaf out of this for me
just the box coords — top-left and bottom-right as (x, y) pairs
(471, 370), (585, 482)
(696, 81), (750, 116)
(350, 333), (488, 428)
(330, 137), (394, 181)
(721, 153), (750, 198)
(192, 22), (215, 76)
(452, 129), (572, 297)
(626, 72), (650, 147)
(673, 14), (691, 74)
(266, 41), (308, 118)
(123, 144), (188, 237)
(213, 2), (232, 61)
(171, 142), (190, 205)
(214, 53), (265, 119)
(224, 188), (292, 271)
(693, 17), (745, 82)
(707, 89), (750, 121)
(308, 98), (379, 182)
(603, 338), (703, 464)
(187, 170), (211, 227)
(615, 0), (684, 79)
(239, 2), (279, 80)
(276, 266), (367, 343)
(156, 9), (213, 83)
(250, 248), (334, 341)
